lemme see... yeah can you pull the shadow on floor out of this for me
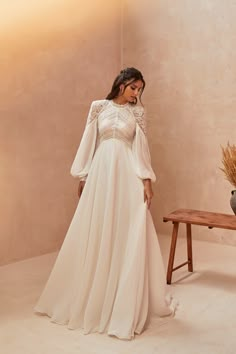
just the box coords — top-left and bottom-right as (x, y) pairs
(172, 270), (236, 292)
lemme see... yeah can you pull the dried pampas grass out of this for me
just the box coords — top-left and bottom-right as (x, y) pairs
(220, 142), (236, 188)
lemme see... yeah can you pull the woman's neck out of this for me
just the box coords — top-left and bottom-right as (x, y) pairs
(112, 97), (128, 105)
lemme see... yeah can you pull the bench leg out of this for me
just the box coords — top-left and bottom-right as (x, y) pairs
(186, 223), (193, 272)
(167, 222), (179, 284)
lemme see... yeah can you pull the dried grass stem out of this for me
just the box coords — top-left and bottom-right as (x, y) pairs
(220, 143), (236, 189)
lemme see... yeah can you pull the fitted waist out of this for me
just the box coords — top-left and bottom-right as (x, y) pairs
(99, 131), (132, 147)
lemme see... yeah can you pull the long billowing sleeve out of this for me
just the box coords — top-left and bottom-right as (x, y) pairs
(132, 106), (156, 182)
(70, 100), (106, 180)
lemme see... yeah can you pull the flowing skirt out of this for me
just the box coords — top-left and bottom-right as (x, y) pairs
(34, 139), (175, 339)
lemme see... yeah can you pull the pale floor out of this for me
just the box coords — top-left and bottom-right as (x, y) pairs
(1, 235), (236, 354)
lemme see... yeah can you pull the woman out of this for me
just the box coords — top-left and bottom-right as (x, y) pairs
(34, 67), (175, 340)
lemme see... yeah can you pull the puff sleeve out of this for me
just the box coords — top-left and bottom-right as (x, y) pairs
(132, 106), (156, 182)
(70, 100), (106, 181)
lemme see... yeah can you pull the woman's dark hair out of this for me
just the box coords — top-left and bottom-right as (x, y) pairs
(106, 67), (145, 105)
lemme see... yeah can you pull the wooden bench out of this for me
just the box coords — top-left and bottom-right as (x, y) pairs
(163, 209), (236, 284)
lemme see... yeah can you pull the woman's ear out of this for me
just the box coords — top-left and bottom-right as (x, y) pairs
(119, 84), (125, 95)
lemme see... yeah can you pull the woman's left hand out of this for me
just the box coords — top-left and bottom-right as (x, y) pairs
(143, 179), (154, 209)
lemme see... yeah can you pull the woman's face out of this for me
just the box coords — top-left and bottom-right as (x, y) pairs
(120, 79), (144, 103)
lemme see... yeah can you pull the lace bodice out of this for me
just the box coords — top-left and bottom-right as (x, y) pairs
(87, 100), (147, 142)
(71, 100), (156, 182)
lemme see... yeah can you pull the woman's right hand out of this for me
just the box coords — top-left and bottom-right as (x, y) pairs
(143, 179), (153, 209)
(78, 181), (86, 198)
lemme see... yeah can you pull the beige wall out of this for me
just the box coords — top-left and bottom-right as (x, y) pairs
(2, 0), (236, 266)
(123, 0), (236, 245)
(0, 0), (121, 265)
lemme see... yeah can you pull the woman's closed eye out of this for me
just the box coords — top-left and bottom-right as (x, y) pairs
(131, 85), (142, 92)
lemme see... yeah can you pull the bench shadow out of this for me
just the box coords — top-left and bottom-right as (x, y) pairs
(172, 270), (236, 292)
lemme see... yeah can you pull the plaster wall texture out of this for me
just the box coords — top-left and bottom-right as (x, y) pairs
(123, 0), (236, 245)
(1, 0), (236, 265)
(0, 0), (121, 265)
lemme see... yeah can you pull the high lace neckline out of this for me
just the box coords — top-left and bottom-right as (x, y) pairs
(111, 100), (129, 108)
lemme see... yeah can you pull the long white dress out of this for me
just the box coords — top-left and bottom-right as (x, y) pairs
(34, 99), (175, 339)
